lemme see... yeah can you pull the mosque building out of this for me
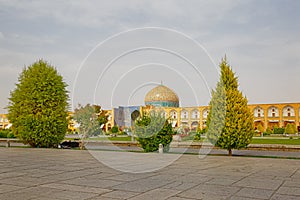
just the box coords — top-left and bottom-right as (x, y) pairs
(1, 84), (299, 133)
(103, 84), (300, 133)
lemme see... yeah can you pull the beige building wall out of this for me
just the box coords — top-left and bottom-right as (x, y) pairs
(137, 102), (300, 132)
(1, 102), (299, 132)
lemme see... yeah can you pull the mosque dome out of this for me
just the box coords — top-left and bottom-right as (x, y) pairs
(144, 85), (179, 107)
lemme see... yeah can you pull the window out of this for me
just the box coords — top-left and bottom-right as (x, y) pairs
(283, 106), (295, 117)
(202, 109), (209, 119)
(181, 110), (188, 119)
(254, 107), (264, 118)
(192, 110), (200, 119)
(268, 107), (278, 117)
(170, 111), (177, 119)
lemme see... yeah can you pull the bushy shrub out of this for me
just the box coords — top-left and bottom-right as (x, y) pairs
(0, 130), (15, 138)
(285, 123), (297, 135)
(194, 132), (201, 141)
(134, 111), (174, 152)
(118, 131), (126, 135)
(263, 127), (272, 136)
(0, 130), (8, 138)
(273, 127), (285, 134)
(7, 132), (15, 138)
(111, 126), (119, 134)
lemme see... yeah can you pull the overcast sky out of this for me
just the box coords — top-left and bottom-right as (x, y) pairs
(0, 0), (299, 113)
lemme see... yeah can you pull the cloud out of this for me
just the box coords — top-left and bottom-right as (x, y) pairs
(0, 0), (299, 112)
(0, 32), (4, 40)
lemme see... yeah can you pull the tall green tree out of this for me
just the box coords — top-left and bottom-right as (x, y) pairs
(134, 110), (174, 152)
(206, 58), (254, 156)
(8, 60), (69, 147)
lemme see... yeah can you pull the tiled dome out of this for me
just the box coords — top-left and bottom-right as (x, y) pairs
(144, 85), (179, 107)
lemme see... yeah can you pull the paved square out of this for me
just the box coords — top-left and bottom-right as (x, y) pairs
(1, 148), (300, 199)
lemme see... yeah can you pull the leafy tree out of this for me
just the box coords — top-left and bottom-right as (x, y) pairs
(73, 104), (101, 138)
(265, 127), (273, 135)
(8, 60), (69, 147)
(206, 58), (254, 156)
(134, 110), (174, 152)
(285, 123), (297, 135)
(257, 123), (264, 133)
(93, 105), (108, 126)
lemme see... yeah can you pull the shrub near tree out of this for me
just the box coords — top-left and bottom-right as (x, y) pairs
(8, 60), (69, 147)
(111, 126), (119, 134)
(134, 110), (174, 152)
(257, 124), (264, 134)
(264, 127), (273, 136)
(0, 129), (15, 138)
(285, 123), (297, 135)
(273, 127), (285, 134)
(206, 58), (254, 156)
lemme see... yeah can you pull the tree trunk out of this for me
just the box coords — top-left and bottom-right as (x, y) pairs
(228, 149), (232, 156)
(79, 141), (85, 150)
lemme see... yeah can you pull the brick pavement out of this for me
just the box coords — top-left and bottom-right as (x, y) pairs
(0, 148), (300, 199)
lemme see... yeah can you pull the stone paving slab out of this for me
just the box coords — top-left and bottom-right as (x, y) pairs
(1, 148), (300, 199)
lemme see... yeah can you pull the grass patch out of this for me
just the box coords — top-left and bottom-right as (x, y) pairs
(251, 138), (300, 145)
(87, 136), (132, 142)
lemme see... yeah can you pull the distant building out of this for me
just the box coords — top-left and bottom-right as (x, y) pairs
(1, 84), (300, 133)
(104, 84), (300, 132)
(0, 114), (10, 129)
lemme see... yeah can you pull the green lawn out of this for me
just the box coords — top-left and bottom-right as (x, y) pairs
(87, 136), (132, 142)
(66, 135), (300, 145)
(251, 138), (300, 145)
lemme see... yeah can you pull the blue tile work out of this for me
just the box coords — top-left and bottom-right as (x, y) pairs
(145, 101), (179, 108)
(114, 106), (141, 128)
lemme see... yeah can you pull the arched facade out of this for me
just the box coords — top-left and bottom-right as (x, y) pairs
(3, 84), (300, 134)
(202, 109), (209, 119)
(254, 106), (264, 118)
(59, 102), (300, 133)
(170, 110), (178, 120)
(268, 106), (279, 117)
(283, 106), (295, 117)
(181, 109), (189, 119)
(248, 103), (300, 131)
(191, 109), (200, 119)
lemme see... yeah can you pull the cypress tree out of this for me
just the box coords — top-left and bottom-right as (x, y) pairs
(206, 58), (254, 156)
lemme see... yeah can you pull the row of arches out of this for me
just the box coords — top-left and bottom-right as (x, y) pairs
(169, 109), (209, 120)
(181, 121), (200, 130)
(254, 106), (298, 118)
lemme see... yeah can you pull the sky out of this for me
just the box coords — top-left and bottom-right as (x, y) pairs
(0, 0), (299, 113)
